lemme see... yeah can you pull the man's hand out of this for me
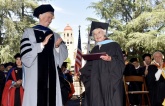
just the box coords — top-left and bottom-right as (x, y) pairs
(144, 70), (148, 76)
(143, 61), (147, 66)
(160, 60), (163, 69)
(42, 34), (53, 46)
(55, 38), (62, 48)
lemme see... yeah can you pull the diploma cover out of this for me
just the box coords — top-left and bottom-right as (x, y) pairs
(82, 52), (106, 60)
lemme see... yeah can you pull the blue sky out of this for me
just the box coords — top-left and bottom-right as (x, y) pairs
(40, 0), (101, 48)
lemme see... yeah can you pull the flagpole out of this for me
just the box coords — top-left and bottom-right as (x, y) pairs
(78, 25), (82, 106)
(87, 26), (90, 54)
(79, 74), (82, 106)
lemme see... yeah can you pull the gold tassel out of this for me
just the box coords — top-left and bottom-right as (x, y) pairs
(162, 99), (165, 106)
(162, 71), (165, 79)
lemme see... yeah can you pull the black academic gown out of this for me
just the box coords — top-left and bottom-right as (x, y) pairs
(123, 63), (137, 76)
(58, 68), (71, 105)
(147, 65), (165, 106)
(80, 42), (125, 106)
(0, 71), (5, 103)
(123, 63), (143, 105)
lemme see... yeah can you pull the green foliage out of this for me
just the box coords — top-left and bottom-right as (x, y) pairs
(65, 58), (71, 70)
(87, 0), (165, 61)
(0, 0), (38, 63)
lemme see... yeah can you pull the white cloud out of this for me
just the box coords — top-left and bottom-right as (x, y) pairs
(52, 5), (63, 12)
(52, 5), (73, 15)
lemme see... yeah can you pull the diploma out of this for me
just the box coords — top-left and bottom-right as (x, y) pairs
(82, 52), (106, 60)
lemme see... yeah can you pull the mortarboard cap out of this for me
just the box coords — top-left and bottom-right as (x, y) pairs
(142, 53), (151, 60)
(33, 4), (54, 18)
(130, 58), (139, 63)
(89, 21), (109, 36)
(14, 53), (21, 59)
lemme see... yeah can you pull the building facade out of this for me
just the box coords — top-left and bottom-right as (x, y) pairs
(62, 24), (75, 71)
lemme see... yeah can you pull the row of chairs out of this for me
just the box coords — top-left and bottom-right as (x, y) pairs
(123, 76), (151, 106)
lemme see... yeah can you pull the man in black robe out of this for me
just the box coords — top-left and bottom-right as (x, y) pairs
(138, 53), (152, 77)
(80, 21), (125, 106)
(122, 51), (139, 105)
(147, 51), (165, 106)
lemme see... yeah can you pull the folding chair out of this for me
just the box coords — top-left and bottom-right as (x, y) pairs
(123, 75), (151, 106)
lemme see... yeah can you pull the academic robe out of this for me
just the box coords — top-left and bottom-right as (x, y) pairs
(65, 72), (75, 100)
(0, 71), (5, 103)
(123, 63), (142, 105)
(147, 65), (165, 106)
(80, 42), (125, 106)
(58, 67), (71, 105)
(58, 68), (75, 105)
(20, 25), (68, 106)
(123, 63), (137, 76)
(1, 67), (24, 106)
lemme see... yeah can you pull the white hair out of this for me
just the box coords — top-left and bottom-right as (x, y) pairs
(153, 51), (164, 59)
(92, 28), (106, 37)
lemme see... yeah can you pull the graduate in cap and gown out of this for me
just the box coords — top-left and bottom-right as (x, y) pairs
(1, 53), (23, 106)
(60, 62), (75, 100)
(58, 62), (75, 105)
(147, 51), (165, 106)
(138, 53), (152, 77)
(123, 51), (137, 76)
(20, 4), (68, 106)
(80, 21), (125, 106)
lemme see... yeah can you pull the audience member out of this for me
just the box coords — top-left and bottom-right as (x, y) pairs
(147, 51), (165, 106)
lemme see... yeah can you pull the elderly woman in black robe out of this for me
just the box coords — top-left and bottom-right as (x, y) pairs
(80, 21), (125, 106)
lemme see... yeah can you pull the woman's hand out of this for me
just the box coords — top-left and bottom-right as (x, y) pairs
(100, 54), (111, 61)
(14, 80), (22, 88)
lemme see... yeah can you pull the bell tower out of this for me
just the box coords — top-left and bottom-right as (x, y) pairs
(62, 24), (75, 70)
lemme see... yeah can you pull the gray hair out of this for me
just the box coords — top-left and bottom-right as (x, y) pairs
(153, 51), (164, 59)
(92, 28), (107, 37)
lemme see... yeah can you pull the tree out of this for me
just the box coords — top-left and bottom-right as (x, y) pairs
(87, 0), (165, 60)
(65, 57), (71, 70)
(0, 0), (38, 63)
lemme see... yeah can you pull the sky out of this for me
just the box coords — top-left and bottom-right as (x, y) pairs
(39, 0), (101, 50)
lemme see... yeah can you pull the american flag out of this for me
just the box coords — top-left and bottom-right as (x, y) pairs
(75, 26), (82, 74)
